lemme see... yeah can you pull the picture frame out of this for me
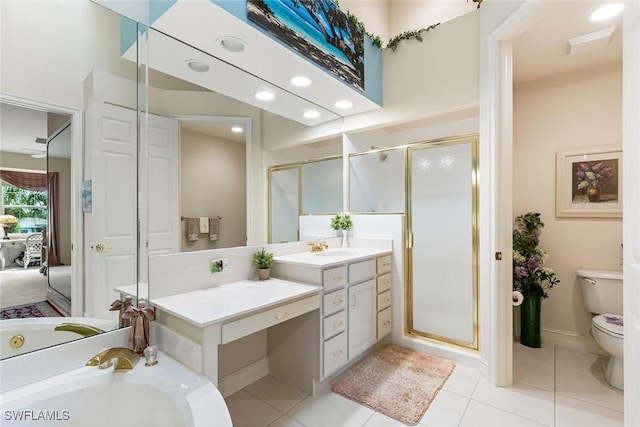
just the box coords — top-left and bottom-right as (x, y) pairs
(556, 145), (622, 218)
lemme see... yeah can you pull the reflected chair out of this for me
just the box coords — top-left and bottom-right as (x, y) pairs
(23, 233), (43, 269)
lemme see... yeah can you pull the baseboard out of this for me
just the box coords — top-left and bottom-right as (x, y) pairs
(541, 327), (606, 355)
(218, 356), (269, 398)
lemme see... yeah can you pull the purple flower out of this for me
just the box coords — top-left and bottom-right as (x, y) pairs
(515, 266), (529, 278)
(527, 256), (540, 270)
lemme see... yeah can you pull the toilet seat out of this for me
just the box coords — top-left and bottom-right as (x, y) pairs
(593, 314), (623, 337)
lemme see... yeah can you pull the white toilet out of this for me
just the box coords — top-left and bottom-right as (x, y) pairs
(576, 269), (624, 390)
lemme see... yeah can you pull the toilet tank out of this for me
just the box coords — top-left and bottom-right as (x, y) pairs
(576, 269), (623, 315)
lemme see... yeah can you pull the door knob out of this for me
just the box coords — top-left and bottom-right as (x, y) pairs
(92, 243), (111, 252)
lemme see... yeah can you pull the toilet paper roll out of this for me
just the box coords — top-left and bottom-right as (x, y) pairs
(512, 291), (524, 306)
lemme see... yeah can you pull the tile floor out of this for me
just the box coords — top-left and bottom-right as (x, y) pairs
(225, 343), (624, 427)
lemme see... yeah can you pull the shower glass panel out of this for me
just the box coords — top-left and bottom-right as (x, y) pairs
(349, 148), (405, 213)
(301, 158), (342, 214)
(407, 135), (478, 349)
(269, 166), (300, 243)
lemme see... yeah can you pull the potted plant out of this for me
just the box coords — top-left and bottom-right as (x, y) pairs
(513, 212), (560, 348)
(330, 212), (353, 248)
(252, 247), (274, 280)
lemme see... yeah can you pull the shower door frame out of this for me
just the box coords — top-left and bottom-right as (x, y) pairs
(405, 133), (480, 350)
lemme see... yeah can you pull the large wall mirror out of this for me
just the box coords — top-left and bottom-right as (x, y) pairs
(139, 25), (343, 270)
(0, 1), (143, 359)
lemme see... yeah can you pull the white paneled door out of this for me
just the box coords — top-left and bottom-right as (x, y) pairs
(623, 1), (640, 425)
(85, 102), (137, 321)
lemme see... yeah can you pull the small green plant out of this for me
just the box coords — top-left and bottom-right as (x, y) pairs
(252, 248), (274, 269)
(330, 212), (353, 231)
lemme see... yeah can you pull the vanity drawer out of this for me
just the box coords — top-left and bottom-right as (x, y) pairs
(377, 273), (392, 293)
(323, 310), (346, 340)
(377, 307), (392, 340)
(323, 288), (347, 317)
(323, 331), (347, 377)
(348, 259), (375, 284)
(221, 294), (320, 344)
(323, 265), (347, 292)
(377, 290), (392, 311)
(377, 255), (392, 274)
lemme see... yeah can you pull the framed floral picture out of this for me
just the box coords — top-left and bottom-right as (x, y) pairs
(556, 145), (622, 218)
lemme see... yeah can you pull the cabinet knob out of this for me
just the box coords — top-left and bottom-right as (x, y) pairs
(333, 350), (343, 358)
(383, 320), (391, 326)
(333, 299), (343, 305)
(275, 312), (289, 320)
(333, 321), (343, 328)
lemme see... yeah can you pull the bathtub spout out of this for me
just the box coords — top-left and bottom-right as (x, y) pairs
(54, 323), (105, 337)
(86, 347), (140, 371)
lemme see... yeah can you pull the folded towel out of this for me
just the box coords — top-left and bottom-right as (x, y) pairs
(186, 218), (199, 242)
(199, 217), (209, 233)
(209, 217), (220, 241)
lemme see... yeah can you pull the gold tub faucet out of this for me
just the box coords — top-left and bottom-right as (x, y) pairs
(309, 242), (328, 252)
(86, 347), (140, 371)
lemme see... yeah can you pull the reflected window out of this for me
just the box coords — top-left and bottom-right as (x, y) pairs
(1, 184), (47, 232)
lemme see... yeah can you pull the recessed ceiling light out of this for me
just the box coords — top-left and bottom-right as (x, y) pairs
(290, 76), (312, 87)
(231, 126), (243, 133)
(334, 100), (353, 109)
(185, 60), (210, 73)
(303, 110), (320, 118)
(255, 91), (275, 101)
(590, 3), (624, 21)
(218, 36), (246, 53)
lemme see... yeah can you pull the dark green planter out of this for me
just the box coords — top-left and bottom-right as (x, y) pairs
(520, 294), (542, 348)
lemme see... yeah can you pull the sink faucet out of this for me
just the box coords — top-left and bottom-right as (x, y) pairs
(86, 347), (140, 371)
(309, 241), (328, 252)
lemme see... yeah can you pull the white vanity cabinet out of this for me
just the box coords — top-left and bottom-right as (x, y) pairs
(376, 255), (393, 340)
(272, 247), (392, 381)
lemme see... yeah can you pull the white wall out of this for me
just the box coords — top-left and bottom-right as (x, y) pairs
(0, 0), (133, 109)
(513, 62), (623, 350)
(180, 128), (246, 251)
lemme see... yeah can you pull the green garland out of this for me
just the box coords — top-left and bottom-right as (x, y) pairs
(337, 1), (442, 52)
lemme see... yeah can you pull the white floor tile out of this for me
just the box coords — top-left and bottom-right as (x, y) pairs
(556, 347), (607, 376)
(512, 342), (555, 365)
(245, 375), (308, 413)
(513, 356), (555, 391)
(471, 378), (554, 426)
(555, 394), (624, 427)
(225, 390), (282, 427)
(286, 390), (374, 427)
(363, 412), (407, 427)
(556, 367), (624, 412)
(441, 364), (480, 397)
(419, 389), (469, 427)
(459, 400), (547, 427)
(268, 415), (305, 427)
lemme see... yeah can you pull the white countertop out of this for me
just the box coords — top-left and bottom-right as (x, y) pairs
(114, 283), (148, 300)
(274, 247), (391, 268)
(150, 278), (321, 327)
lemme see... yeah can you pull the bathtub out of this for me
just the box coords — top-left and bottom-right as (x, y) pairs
(0, 317), (115, 358)
(0, 349), (232, 426)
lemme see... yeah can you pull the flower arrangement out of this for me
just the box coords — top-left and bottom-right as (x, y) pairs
(251, 248), (274, 269)
(512, 212), (559, 299)
(575, 162), (613, 190)
(330, 212), (352, 231)
(0, 215), (18, 227)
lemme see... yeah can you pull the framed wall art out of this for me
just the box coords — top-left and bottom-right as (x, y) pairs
(556, 145), (622, 218)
